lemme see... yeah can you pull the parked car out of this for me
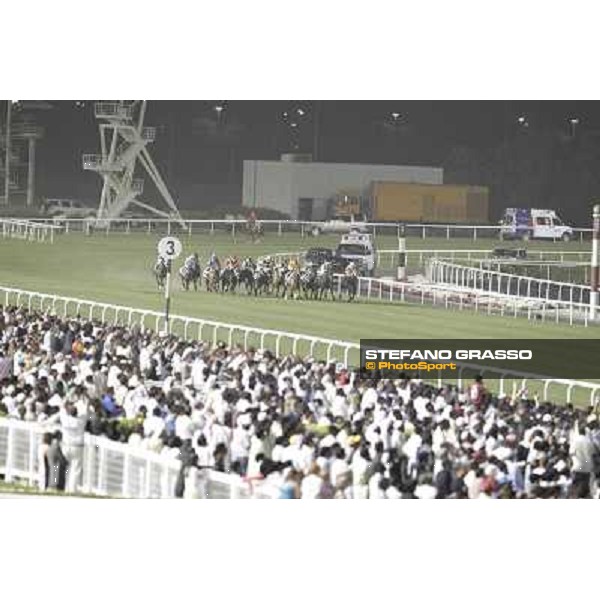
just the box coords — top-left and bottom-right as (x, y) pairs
(41, 198), (96, 219)
(304, 247), (335, 266)
(311, 215), (369, 236)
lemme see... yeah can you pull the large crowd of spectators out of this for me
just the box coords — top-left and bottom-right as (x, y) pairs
(1, 304), (599, 499)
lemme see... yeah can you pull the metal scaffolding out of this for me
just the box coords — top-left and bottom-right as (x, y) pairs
(83, 101), (184, 223)
(0, 101), (44, 207)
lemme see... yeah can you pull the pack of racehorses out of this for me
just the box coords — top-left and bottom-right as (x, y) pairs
(154, 256), (359, 301)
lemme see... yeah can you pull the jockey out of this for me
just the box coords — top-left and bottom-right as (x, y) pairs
(242, 257), (254, 269)
(288, 256), (300, 271)
(208, 251), (220, 270)
(318, 261), (329, 276)
(231, 255), (240, 269)
(185, 253), (198, 270)
(345, 261), (358, 277)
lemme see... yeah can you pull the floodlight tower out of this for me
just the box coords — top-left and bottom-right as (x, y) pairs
(82, 101), (184, 224)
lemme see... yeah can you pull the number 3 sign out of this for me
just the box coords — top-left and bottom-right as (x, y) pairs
(158, 236), (182, 260)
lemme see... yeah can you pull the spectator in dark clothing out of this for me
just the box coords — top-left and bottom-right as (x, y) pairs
(46, 431), (67, 491)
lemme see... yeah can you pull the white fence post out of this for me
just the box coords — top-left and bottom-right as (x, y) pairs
(5, 420), (14, 483)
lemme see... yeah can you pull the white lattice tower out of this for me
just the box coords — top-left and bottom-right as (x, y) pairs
(83, 101), (184, 223)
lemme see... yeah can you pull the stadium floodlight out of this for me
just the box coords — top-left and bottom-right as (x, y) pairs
(83, 100), (185, 224)
(569, 117), (580, 137)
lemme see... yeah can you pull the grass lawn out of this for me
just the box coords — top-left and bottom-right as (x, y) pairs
(0, 231), (597, 343)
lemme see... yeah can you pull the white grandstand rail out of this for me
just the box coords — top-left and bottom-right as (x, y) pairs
(0, 284), (594, 372)
(0, 419), (276, 498)
(0, 286), (357, 365)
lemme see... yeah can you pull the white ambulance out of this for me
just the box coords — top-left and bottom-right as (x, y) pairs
(335, 230), (377, 276)
(499, 208), (574, 241)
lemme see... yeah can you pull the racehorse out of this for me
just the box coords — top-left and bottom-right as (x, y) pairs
(253, 267), (271, 296)
(202, 266), (220, 293)
(316, 262), (336, 301)
(284, 269), (302, 300)
(220, 266), (238, 293)
(246, 220), (263, 243)
(300, 265), (319, 300)
(238, 258), (255, 295)
(153, 258), (168, 290)
(179, 261), (200, 291)
(272, 264), (289, 298)
(339, 272), (359, 302)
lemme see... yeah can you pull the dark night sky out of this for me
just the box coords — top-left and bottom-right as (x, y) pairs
(7, 100), (600, 220)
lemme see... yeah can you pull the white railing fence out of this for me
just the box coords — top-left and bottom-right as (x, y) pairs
(376, 249), (593, 272)
(0, 418), (279, 498)
(332, 274), (591, 326)
(428, 259), (590, 305)
(0, 285), (358, 365)
(0, 218), (60, 243)
(20, 217), (594, 242)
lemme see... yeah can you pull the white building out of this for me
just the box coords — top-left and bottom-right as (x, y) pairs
(242, 159), (443, 219)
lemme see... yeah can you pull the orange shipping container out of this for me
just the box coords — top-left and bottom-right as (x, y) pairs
(371, 182), (489, 223)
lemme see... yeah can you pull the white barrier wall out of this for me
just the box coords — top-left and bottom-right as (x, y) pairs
(0, 419), (278, 499)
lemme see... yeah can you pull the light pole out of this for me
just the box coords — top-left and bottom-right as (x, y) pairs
(3, 100), (12, 206)
(569, 117), (580, 138)
(386, 112), (403, 162)
(591, 204), (600, 320)
(214, 103), (225, 128)
(312, 101), (321, 161)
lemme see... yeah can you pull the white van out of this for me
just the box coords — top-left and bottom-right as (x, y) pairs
(500, 208), (574, 241)
(41, 198), (96, 218)
(335, 231), (376, 276)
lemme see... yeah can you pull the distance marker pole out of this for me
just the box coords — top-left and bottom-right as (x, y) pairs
(591, 204), (600, 320)
(397, 222), (407, 281)
(164, 259), (172, 333)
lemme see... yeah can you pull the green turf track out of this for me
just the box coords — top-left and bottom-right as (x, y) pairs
(0, 232), (597, 343)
